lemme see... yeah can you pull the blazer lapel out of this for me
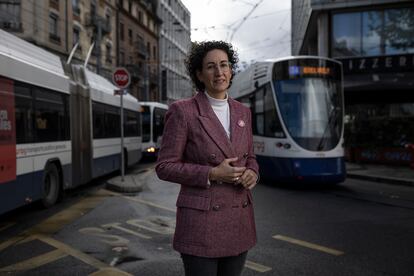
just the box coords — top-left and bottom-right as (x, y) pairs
(195, 92), (235, 158)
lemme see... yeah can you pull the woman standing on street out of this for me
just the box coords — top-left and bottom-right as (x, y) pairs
(156, 40), (259, 276)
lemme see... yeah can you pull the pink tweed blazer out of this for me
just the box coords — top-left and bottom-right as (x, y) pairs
(155, 91), (259, 258)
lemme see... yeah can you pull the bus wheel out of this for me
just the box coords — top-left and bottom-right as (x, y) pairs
(41, 163), (61, 208)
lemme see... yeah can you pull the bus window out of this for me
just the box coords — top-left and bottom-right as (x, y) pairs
(34, 88), (68, 142)
(15, 83), (33, 144)
(153, 107), (166, 143)
(93, 102), (105, 139)
(142, 106), (150, 142)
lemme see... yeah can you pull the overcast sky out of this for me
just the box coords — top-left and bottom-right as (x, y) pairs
(180, 0), (291, 65)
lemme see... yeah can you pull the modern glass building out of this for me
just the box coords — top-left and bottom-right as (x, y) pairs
(291, 0), (414, 166)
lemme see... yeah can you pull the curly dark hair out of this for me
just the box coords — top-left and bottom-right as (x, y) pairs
(185, 40), (239, 92)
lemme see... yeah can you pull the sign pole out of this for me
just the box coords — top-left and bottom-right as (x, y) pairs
(120, 91), (124, 181)
(112, 67), (130, 183)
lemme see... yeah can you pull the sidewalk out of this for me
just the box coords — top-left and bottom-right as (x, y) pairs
(346, 162), (414, 187)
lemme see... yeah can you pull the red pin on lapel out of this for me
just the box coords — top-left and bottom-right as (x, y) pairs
(237, 119), (245, 127)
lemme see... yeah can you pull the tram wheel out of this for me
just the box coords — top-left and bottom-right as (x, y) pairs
(41, 163), (61, 208)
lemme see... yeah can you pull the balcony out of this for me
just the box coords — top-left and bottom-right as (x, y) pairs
(85, 12), (111, 34)
(135, 41), (147, 58)
(126, 64), (144, 80)
(1, 21), (22, 32)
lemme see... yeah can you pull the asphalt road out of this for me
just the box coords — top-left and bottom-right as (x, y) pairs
(1, 161), (414, 276)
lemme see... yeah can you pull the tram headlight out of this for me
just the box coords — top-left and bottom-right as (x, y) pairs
(283, 143), (291, 149)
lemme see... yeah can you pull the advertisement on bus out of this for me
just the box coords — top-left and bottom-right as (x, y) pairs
(0, 78), (16, 183)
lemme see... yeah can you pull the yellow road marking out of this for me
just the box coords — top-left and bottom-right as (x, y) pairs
(273, 235), (344, 256)
(0, 189), (111, 253)
(244, 260), (272, 272)
(0, 249), (67, 272)
(36, 235), (110, 269)
(0, 222), (15, 232)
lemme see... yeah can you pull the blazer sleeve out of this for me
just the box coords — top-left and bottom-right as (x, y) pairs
(155, 102), (211, 188)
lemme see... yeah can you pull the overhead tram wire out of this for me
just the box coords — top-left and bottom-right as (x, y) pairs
(228, 0), (264, 43)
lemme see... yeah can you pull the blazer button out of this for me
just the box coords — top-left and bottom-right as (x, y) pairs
(212, 205), (220, 211)
(243, 153), (248, 158)
(210, 153), (216, 160)
(242, 201), (248, 208)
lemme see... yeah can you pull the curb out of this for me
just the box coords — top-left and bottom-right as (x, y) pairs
(347, 173), (414, 187)
(105, 175), (144, 193)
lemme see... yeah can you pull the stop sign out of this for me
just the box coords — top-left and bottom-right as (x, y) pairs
(112, 67), (130, 89)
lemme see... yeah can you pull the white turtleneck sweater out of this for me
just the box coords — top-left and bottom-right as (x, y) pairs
(205, 92), (230, 138)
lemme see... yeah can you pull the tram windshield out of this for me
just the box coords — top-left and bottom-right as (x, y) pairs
(273, 60), (343, 151)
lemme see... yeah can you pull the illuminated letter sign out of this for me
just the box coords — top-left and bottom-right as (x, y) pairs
(0, 78), (16, 184)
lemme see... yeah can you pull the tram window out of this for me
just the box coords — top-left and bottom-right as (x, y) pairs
(92, 102), (105, 138)
(263, 83), (285, 138)
(34, 88), (67, 142)
(254, 89), (264, 135)
(15, 83), (34, 143)
(153, 107), (166, 143)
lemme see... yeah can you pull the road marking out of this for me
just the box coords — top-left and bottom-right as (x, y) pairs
(108, 190), (272, 272)
(244, 260), (272, 272)
(123, 196), (177, 213)
(0, 222), (15, 232)
(102, 222), (152, 239)
(272, 235), (344, 256)
(89, 268), (133, 276)
(0, 249), (67, 272)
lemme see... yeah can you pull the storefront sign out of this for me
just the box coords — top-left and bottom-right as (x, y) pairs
(338, 54), (414, 74)
(0, 78), (16, 184)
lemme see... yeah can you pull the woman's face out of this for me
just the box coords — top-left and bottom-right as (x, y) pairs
(197, 49), (232, 99)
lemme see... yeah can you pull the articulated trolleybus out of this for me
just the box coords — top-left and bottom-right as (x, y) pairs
(140, 102), (168, 157)
(0, 29), (142, 215)
(229, 56), (345, 184)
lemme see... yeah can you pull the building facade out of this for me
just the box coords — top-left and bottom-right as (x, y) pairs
(117, 0), (161, 101)
(291, 0), (414, 166)
(158, 0), (192, 103)
(0, 0), (117, 80)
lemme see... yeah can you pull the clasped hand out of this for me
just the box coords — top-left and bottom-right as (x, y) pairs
(209, 157), (257, 190)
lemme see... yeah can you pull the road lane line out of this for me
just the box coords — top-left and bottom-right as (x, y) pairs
(122, 196), (177, 213)
(244, 260), (272, 272)
(102, 222), (152, 239)
(89, 268), (133, 276)
(272, 235), (344, 256)
(0, 222), (15, 232)
(0, 249), (67, 272)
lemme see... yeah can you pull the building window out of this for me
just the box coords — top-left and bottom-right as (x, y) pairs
(106, 43), (112, 64)
(49, 13), (60, 43)
(120, 51), (125, 65)
(138, 11), (142, 24)
(0, 0), (21, 31)
(128, 28), (133, 44)
(120, 22), (124, 41)
(332, 7), (414, 57)
(73, 27), (80, 46)
(72, 0), (80, 15)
